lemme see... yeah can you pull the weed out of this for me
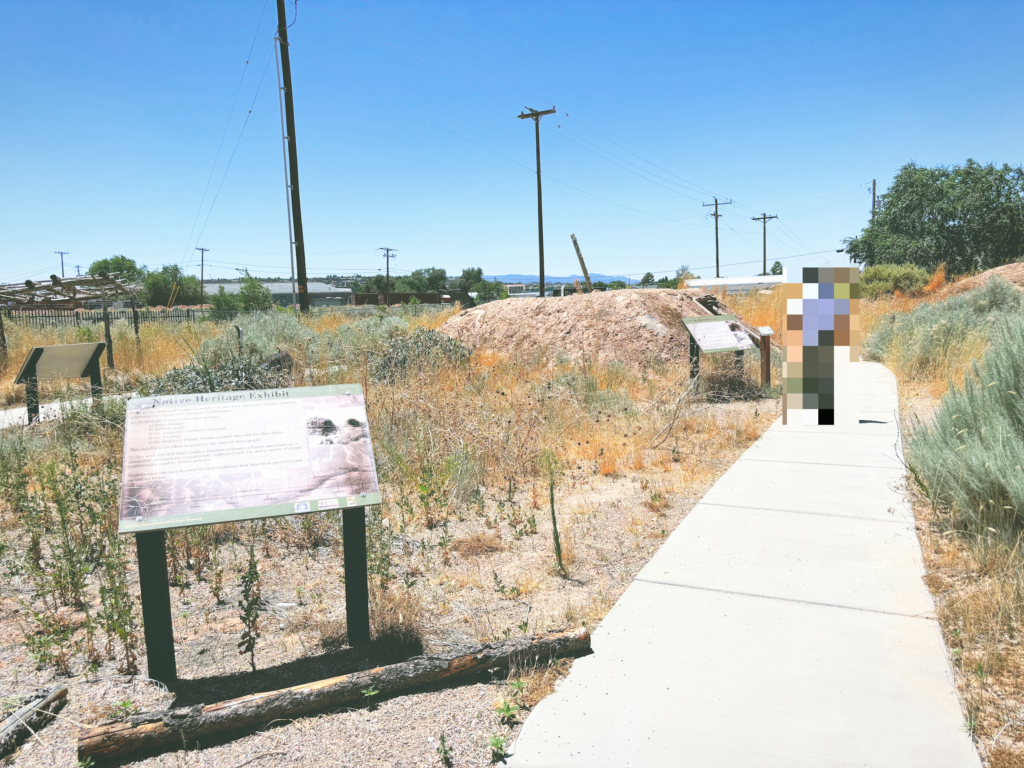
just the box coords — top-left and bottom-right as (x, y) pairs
(237, 541), (262, 672)
(495, 698), (520, 725)
(492, 571), (521, 599)
(488, 734), (507, 764)
(436, 732), (454, 768)
(539, 450), (566, 575)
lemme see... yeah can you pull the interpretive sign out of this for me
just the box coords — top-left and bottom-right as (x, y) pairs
(16, 342), (105, 423)
(119, 384), (381, 534)
(683, 315), (755, 353)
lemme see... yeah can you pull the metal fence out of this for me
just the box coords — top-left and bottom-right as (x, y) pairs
(1, 304), (450, 328)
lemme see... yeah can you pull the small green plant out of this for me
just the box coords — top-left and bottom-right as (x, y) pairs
(362, 686), (379, 710)
(509, 678), (526, 698)
(108, 698), (140, 719)
(495, 698), (520, 725)
(237, 541), (262, 672)
(489, 734), (507, 764)
(539, 449), (567, 575)
(436, 732), (454, 767)
(492, 571), (521, 599)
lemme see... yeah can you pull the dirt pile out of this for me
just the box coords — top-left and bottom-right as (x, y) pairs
(440, 289), (713, 369)
(941, 261), (1024, 296)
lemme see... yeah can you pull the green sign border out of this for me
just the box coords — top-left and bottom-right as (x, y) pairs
(118, 384), (381, 535)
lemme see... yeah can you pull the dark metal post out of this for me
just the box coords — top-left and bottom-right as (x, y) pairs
(342, 506), (371, 645)
(130, 296), (142, 354)
(760, 331), (773, 388)
(276, 0), (310, 313)
(25, 376), (39, 424)
(0, 308), (8, 371)
(689, 333), (700, 381)
(101, 288), (114, 369)
(135, 530), (177, 685)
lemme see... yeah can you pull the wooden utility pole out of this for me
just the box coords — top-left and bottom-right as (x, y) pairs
(55, 251), (68, 279)
(377, 247), (397, 307)
(871, 179), (877, 220)
(750, 213), (778, 275)
(569, 234), (593, 292)
(518, 107), (556, 297)
(195, 247), (209, 309)
(702, 198), (732, 278)
(276, 0), (310, 313)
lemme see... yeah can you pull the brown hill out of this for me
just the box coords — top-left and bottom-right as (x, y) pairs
(440, 289), (713, 369)
(941, 262), (1024, 296)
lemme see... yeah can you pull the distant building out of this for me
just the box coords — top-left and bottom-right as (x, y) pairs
(685, 275), (785, 293)
(203, 281), (352, 307)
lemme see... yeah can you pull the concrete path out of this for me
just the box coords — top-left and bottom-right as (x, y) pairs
(509, 363), (979, 768)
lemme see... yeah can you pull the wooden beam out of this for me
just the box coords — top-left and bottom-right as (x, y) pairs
(78, 628), (590, 761)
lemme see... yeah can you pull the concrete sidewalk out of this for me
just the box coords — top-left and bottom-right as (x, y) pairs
(509, 363), (979, 768)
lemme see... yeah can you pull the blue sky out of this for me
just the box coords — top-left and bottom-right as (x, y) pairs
(3, 1), (1022, 283)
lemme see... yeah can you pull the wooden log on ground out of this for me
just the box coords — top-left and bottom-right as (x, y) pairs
(79, 627), (590, 761)
(0, 684), (68, 758)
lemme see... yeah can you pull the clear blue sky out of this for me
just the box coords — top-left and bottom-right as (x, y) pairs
(3, 1), (1022, 283)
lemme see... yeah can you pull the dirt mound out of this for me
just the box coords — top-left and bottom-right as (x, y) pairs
(440, 289), (713, 369)
(940, 262), (1024, 296)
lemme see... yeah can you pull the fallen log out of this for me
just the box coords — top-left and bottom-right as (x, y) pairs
(79, 626), (590, 761)
(0, 684), (69, 758)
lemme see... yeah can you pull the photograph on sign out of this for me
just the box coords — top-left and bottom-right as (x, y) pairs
(119, 384), (380, 533)
(683, 315), (754, 353)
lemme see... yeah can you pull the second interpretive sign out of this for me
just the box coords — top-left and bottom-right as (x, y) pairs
(119, 384), (380, 533)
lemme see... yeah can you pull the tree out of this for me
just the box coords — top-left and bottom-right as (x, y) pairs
(88, 255), (146, 283)
(452, 267), (507, 304)
(845, 160), (1024, 274)
(239, 271), (273, 311)
(211, 286), (242, 311)
(639, 272), (655, 287)
(607, 280), (627, 290)
(675, 263), (697, 280)
(142, 265), (201, 306)
(770, 261), (783, 275)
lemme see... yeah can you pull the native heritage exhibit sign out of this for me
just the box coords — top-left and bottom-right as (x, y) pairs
(682, 314), (755, 353)
(119, 383), (381, 534)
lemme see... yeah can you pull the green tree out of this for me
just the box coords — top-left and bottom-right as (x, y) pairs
(639, 272), (656, 287)
(88, 255), (146, 283)
(239, 271), (273, 311)
(607, 280), (627, 290)
(675, 263), (697, 280)
(210, 286), (242, 311)
(452, 267), (507, 304)
(142, 266), (201, 307)
(845, 160), (1024, 274)
(770, 261), (783, 275)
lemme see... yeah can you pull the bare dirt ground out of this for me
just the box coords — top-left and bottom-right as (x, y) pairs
(439, 289), (713, 370)
(0, 397), (780, 768)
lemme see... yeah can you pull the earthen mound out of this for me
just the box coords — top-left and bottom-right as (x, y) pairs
(941, 262), (1024, 296)
(440, 289), (713, 369)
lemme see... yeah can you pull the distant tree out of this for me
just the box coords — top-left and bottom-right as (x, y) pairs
(591, 281), (609, 291)
(845, 160), (1024, 274)
(395, 267), (448, 293)
(675, 263), (697, 280)
(142, 265), (201, 306)
(655, 275), (676, 288)
(88, 255), (146, 283)
(639, 272), (655, 287)
(452, 267), (507, 303)
(239, 271), (273, 311)
(607, 280), (627, 290)
(770, 261), (783, 275)
(211, 286), (243, 311)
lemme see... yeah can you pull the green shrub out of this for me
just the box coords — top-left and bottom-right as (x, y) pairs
(865, 277), (1022, 376)
(861, 263), (930, 298)
(369, 329), (469, 383)
(907, 314), (1024, 534)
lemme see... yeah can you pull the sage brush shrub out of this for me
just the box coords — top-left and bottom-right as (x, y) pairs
(907, 315), (1024, 533)
(861, 263), (930, 298)
(865, 277), (1023, 375)
(369, 328), (470, 383)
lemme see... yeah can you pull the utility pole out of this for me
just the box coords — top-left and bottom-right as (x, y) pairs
(702, 198), (732, 278)
(55, 251), (68, 279)
(871, 179), (877, 220)
(276, 0), (309, 313)
(378, 247), (397, 307)
(750, 214), (778, 275)
(518, 106), (556, 298)
(75, 265), (81, 276)
(195, 247), (209, 308)
(569, 234), (593, 292)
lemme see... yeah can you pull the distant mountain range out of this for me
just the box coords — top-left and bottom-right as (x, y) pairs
(483, 273), (630, 284)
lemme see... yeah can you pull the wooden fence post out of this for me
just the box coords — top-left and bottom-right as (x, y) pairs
(0, 309), (7, 372)
(689, 333), (700, 381)
(135, 530), (177, 685)
(101, 288), (114, 370)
